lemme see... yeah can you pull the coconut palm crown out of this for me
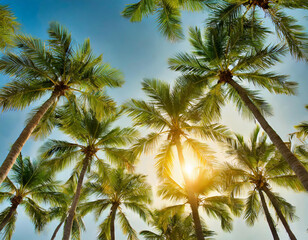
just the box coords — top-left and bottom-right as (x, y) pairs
(158, 168), (243, 234)
(0, 153), (62, 240)
(211, 0), (308, 60)
(140, 208), (215, 240)
(0, 22), (123, 186)
(80, 168), (152, 240)
(222, 127), (306, 240)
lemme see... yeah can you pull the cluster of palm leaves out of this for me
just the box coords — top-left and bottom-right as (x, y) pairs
(0, 1), (307, 240)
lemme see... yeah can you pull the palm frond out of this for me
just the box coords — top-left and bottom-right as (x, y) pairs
(155, 142), (174, 179)
(244, 190), (260, 226)
(117, 210), (139, 240)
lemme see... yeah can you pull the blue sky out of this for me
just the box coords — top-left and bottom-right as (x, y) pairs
(0, 0), (307, 239)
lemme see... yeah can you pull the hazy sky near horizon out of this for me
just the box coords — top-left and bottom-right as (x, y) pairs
(0, 0), (307, 239)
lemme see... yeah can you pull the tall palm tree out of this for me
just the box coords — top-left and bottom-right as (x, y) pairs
(40, 108), (138, 240)
(122, 0), (214, 41)
(48, 175), (87, 240)
(168, 21), (308, 190)
(0, 153), (61, 239)
(125, 78), (229, 240)
(0, 22), (123, 185)
(158, 168), (242, 236)
(0, 5), (19, 50)
(80, 168), (152, 240)
(140, 208), (215, 240)
(222, 127), (305, 240)
(210, 0), (308, 60)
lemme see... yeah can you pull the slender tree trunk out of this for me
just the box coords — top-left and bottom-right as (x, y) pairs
(51, 221), (64, 240)
(0, 90), (61, 185)
(258, 189), (280, 240)
(263, 187), (297, 240)
(62, 156), (90, 240)
(174, 137), (204, 240)
(110, 203), (119, 240)
(228, 79), (308, 191)
(0, 203), (18, 231)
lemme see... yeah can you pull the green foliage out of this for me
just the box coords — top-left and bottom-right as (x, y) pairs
(158, 168), (242, 232)
(169, 18), (298, 120)
(0, 22), (123, 140)
(126, 78), (229, 179)
(40, 107), (139, 173)
(0, 5), (19, 50)
(47, 176), (87, 240)
(0, 154), (61, 239)
(222, 127), (304, 228)
(212, 1), (308, 60)
(80, 168), (152, 240)
(140, 208), (215, 240)
(122, 0), (213, 41)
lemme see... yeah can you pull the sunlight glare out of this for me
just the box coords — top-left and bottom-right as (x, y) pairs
(184, 163), (194, 177)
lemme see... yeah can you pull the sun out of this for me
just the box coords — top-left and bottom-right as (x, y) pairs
(184, 163), (194, 177)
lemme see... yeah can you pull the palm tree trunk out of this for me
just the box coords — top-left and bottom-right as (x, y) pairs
(51, 221), (64, 240)
(110, 203), (119, 240)
(174, 137), (204, 240)
(0, 204), (18, 231)
(258, 189), (280, 240)
(0, 90), (61, 185)
(228, 79), (308, 191)
(263, 187), (297, 240)
(62, 156), (90, 240)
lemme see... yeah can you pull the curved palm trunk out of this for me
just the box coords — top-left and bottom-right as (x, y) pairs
(263, 187), (297, 240)
(228, 79), (308, 191)
(0, 90), (61, 185)
(174, 137), (204, 240)
(110, 203), (119, 240)
(258, 189), (280, 240)
(51, 221), (64, 240)
(62, 156), (90, 240)
(0, 203), (19, 231)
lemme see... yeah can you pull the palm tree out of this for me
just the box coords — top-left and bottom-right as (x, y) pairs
(210, 0), (308, 60)
(80, 168), (152, 240)
(48, 175), (87, 240)
(158, 168), (242, 236)
(0, 153), (61, 239)
(0, 22), (123, 185)
(168, 21), (308, 190)
(222, 127), (305, 240)
(40, 107), (138, 240)
(140, 208), (215, 240)
(0, 5), (19, 50)
(122, 0), (214, 41)
(125, 78), (229, 240)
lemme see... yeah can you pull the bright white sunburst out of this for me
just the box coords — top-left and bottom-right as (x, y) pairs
(184, 163), (194, 177)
